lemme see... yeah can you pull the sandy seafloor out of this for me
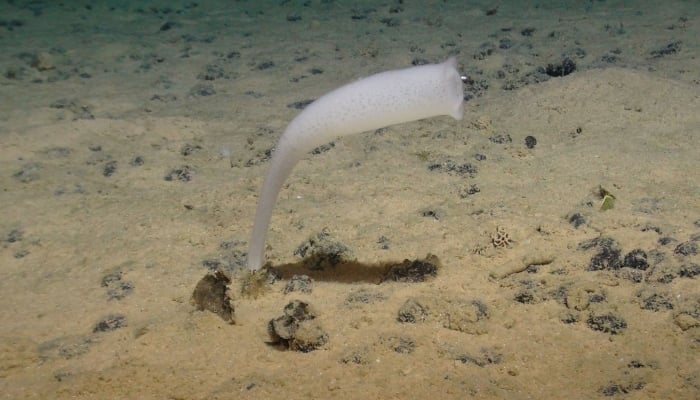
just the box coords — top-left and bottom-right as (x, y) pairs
(1, 0), (699, 399)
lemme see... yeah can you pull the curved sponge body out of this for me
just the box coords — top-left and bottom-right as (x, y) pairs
(246, 57), (464, 270)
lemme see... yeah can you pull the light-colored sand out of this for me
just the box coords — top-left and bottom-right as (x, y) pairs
(1, 1), (698, 399)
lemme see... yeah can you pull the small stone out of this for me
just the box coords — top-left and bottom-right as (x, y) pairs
(283, 275), (313, 294)
(382, 254), (440, 283)
(93, 314), (127, 333)
(397, 298), (428, 323)
(586, 312), (626, 334)
(674, 241), (698, 256)
(190, 270), (235, 323)
(623, 249), (648, 270)
(524, 135), (537, 149)
(268, 300), (328, 352)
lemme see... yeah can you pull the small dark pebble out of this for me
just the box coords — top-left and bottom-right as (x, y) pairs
(244, 148), (273, 167)
(623, 249), (648, 270)
(377, 235), (390, 250)
(284, 275), (313, 294)
(411, 58), (431, 66)
(526, 264), (539, 273)
(382, 254), (440, 283)
(159, 21), (177, 31)
(6, 229), (23, 243)
(14, 248), (29, 258)
(164, 165), (194, 182)
(589, 293), (606, 303)
(381, 335), (415, 354)
(524, 135), (537, 149)
(198, 63), (229, 81)
(650, 41), (681, 58)
(599, 382), (644, 396)
(489, 133), (512, 144)
(459, 184), (480, 198)
(657, 273), (676, 284)
(0, 19), (24, 31)
(601, 53), (619, 63)
(521, 27), (535, 36)
(286, 14), (301, 22)
(130, 156), (144, 166)
(256, 61), (275, 70)
(579, 237), (622, 271)
(294, 229), (353, 271)
(586, 312), (627, 334)
(100, 272), (122, 287)
(180, 143), (202, 156)
(44, 146), (72, 158)
(107, 282), (134, 301)
(462, 76), (489, 101)
(618, 268), (643, 283)
(93, 314), (127, 333)
(380, 17), (400, 27)
(679, 263), (700, 278)
(397, 298), (429, 323)
(568, 213), (586, 228)
(455, 348), (502, 367)
(498, 38), (512, 49)
(189, 83), (215, 97)
(427, 159), (478, 177)
(243, 90), (263, 98)
(102, 160), (117, 177)
(640, 293), (674, 311)
(287, 99), (314, 110)
(420, 208), (443, 220)
(311, 142), (334, 155)
(658, 236), (674, 245)
(674, 241), (697, 256)
(560, 312), (579, 324)
(474, 153), (487, 161)
(641, 224), (662, 234)
(13, 162), (41, 183)
(545, 57), (576, 77)
(201, 259), (223, 271)
(345, 288), (386, 306)
(514, 290), (538, 304)
(589, 247), (622, 270)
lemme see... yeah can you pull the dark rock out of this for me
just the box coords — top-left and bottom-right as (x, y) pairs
(524, 135), (537, 149)
(93, 314), (127, 333)
(284, 275), (313, 294)
(586, 312), (627, 334)
(382, 254), (440, 283)
(191, 270), (235, 323)
(294, 229), (353, 270)
(623, 249), (648, 270)
(397, 298), (428, 323)
(545, 57), (576, 77)
(679, 263), (700, 278)
(455, 347), (503, 367)
(674, 241), (697, 256)
(268, 300), (328, 352)
(568, 213), (586, 228)
(164, 165), (194, 182)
